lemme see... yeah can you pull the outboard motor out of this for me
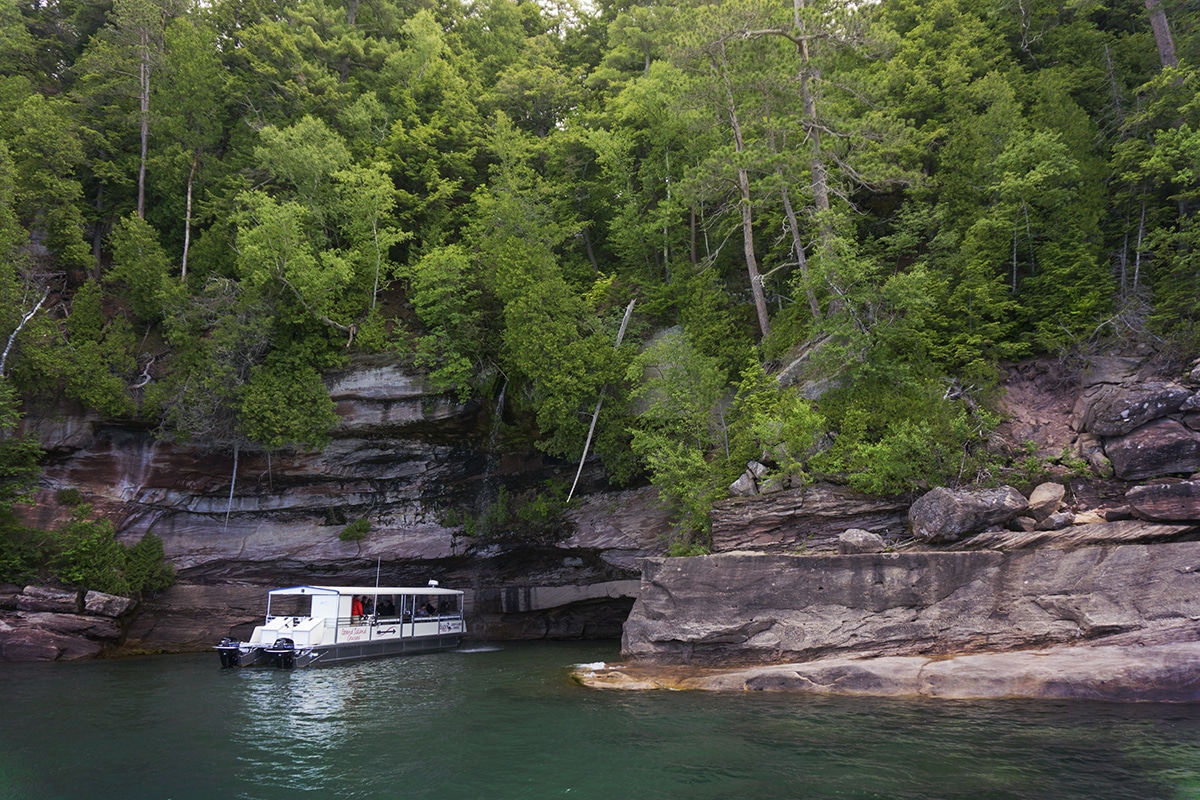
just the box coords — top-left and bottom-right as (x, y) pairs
(216, 637), (241, 668)
(269, 637), (296, 669)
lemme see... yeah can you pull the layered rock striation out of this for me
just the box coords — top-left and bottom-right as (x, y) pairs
(620, 545), (1200, 666)
(5, 356), (671, 659)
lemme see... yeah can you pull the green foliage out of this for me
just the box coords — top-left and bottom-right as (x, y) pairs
(0, 0), (1198, 537)
(666, 539), (710, 558)
(11, 280), (137, 417)
(123, 532), (175, 595)
(49, 505), (130, 595)
(239, 354), (338, 450)
(0, 379), (42, 583)
(0, 520), (42, 584)
(727, 361), (826, 483)
(624, 329), (729, 536)
(813, 371), (1000, 496)
(55, 488), (83, 506)
(38, 504), (174, 596)
(0, 380), (42, 507)
(407, 244), (485, 401)
(452, 480), (570, 545)
(339, 518), (369, 541)
(106, 214), (171, 323)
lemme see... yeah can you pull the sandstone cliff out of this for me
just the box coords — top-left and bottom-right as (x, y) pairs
(8, 356), (672, 658)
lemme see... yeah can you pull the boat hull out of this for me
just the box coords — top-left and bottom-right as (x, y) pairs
(290, 631), (464, 668)
(219, 632), (464, 668)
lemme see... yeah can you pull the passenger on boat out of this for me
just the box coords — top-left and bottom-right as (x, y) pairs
(351, 595), (364, 620)
(377, 597), (395, 618)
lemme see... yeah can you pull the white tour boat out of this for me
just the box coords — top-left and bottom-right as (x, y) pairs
(215, 582), (466, 668)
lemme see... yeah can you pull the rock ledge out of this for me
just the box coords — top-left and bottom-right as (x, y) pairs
(573, 640), (1200, 702)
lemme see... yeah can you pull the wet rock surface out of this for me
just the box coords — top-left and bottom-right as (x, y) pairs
(574, 640), (1200, 702)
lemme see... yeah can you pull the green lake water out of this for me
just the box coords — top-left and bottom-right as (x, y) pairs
(2, 641), (1199, 799)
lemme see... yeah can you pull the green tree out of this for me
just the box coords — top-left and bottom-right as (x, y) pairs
(625, 328), (727, 538)
(106, 213), (171, 323)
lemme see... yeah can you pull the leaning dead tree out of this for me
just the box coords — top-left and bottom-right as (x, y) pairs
(568, 299), (637, 503)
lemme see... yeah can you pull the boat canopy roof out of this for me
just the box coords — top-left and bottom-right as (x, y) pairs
(268, 585), (463, 597)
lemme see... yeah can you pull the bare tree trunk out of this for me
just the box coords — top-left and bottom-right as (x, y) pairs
(581, 226), (599, 274)
(689, 206), (698, 267)
(567, 299), (636, 504)
(1144, 0), (1178, 69)
(718, 41), (771, 340)
(224, 443), (239, 531)
(795, 1), (832, 244)
(181, 150), (198, 281)
(370, 218), (381, 309)
(1134, 196), (1147, 292)
(92, 182), (105, 279)
(137, 29), (150, 219)
(0, 290), (48, 377)
(779, 178), (821, 320)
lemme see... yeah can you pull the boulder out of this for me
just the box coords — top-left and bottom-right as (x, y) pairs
(1027, 482), (1066, 520)
(838, 529), (886, 554)
(1104, 418), (1200, 480)
(1126, 481), (1200, 522)
(758, 475), (788, 495)
(729, 473), (757, 498)
(1035, 510), (1075, 531)
(1100, 504), (1135, 521)
(1072, 382), (1192, 437)
(0, 623), (104, 661)
(1074, 433), (1114, 477)
(83, 590), (136, 618)
(16, 586), (80, 614)
(908, 486), (1028, 544)
(1080, 356), (1144, 387)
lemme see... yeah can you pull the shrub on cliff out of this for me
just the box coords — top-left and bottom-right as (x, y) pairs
(47, 505), (175, 597)
(339, 518), (370, 541)
(50, 506), (131, 595)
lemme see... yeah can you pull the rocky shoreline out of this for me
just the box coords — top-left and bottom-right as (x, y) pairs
(573, 639), (1200, 702)
(6, 353), (1200, 689)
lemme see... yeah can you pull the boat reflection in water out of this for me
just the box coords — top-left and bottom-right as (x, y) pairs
(215, 581), (465, 668)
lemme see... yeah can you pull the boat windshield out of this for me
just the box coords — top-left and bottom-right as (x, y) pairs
(267, 594), (312, 618)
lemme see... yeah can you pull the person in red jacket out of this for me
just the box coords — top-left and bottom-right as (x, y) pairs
(351, 595), (364, 620)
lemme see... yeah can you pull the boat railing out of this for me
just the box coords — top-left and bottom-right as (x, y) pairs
(332, 611), (463, 626)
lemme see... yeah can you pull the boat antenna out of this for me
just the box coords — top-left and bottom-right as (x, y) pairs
(373, 556), (381, 615)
